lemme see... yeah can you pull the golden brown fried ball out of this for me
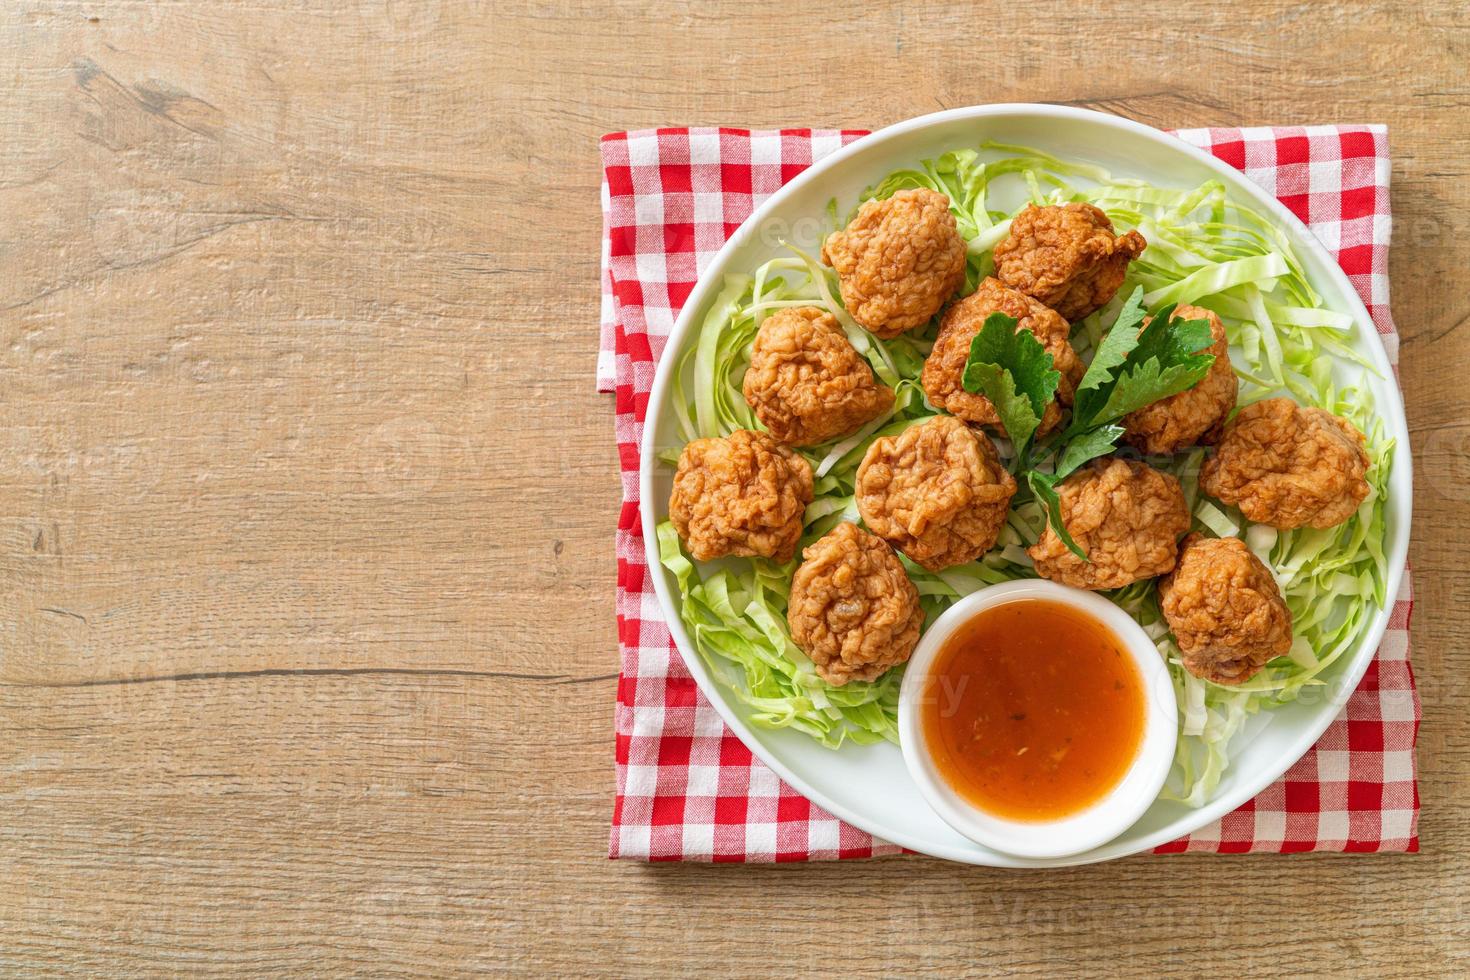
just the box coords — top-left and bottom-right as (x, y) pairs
(741, 306), (894, 447)
(787, 522), (923, 686)
(1028, 458), (1190, 591)
(1160, 534), (1294, 685)
(1122, 304), (1238, 455)
(993, 202), (1147, 322)
(820, 188), (968, 338)
(669, 429), (813, 563)
(855, 416), (1017, 571)
(921, 277), (1084, 437)
(1199, 398), (1370, 529)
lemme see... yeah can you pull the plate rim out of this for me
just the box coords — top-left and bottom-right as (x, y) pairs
(636, 103), (1413, 867)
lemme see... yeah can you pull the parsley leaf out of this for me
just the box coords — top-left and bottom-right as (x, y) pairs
(1074, 287), (1148, 401)
(1028, 471), (1086, 560)
(1054, 424), (1126, 480)
(1129, 303), (1216, 374)
(1070, 295), (1217, 432)
(956, 293), (1218, 565)
(960, 312), (1060, 461)
(1040, 293), (1218, 561)
(1089, 307), (1216, 425)
(1092, 354), (1215, 425)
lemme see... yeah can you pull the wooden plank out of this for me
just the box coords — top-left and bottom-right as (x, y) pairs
(1, 0), (1465, 974)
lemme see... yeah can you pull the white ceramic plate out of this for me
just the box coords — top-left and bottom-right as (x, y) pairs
(639, 105), (1412, 867)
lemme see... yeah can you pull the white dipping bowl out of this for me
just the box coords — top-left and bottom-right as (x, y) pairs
(898, 579), (1178, 859)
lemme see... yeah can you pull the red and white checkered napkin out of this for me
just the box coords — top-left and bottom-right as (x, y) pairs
(600, 125), (1419, 861)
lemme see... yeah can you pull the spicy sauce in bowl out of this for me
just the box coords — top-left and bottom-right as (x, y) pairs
(922, 599), (1144, 821)
(898, 580), (1177, 859)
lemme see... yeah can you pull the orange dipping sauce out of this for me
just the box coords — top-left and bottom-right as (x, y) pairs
(921, 598), (1145, 822)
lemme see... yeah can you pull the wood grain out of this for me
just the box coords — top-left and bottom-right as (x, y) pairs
(1, 0), (1466, 975)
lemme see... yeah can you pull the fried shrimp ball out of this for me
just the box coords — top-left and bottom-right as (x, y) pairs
(1027, 458), (1190, 591)
(741, 306), (894, 446)
(669, 429), (813, 563)
(1199, 397), (1370, 529)
(1160, 534), (1294, 685)
(855, 416), (1017, 571)
(1122, 305), (1238, 455)
(993, 202), (1147, 322)
(921, 277), (1084, 436)
(787, 522), (923, 686)
(820, 188), (967, 338)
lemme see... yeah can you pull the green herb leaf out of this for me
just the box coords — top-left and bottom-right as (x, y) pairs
(1071, 298), (1216, 432)
(960, 312), (1060, 458)
(1031, 298), (1218, 556)
(1128, 304), (1216, 377)
(1054, 425), (1125, 480)
(1029, 471), (1087, 561)
(1082, 307), (1218, 427)
(1074, 287), (1148, 402)
(1093, 355), (1216, 425)
(961, 360), (1038, 454)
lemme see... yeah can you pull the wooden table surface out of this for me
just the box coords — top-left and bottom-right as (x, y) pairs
(3, 0), (1467, 975)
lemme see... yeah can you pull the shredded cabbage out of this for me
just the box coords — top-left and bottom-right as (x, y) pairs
(657, 523), (902, 747)
(656, 143), (1394, 801)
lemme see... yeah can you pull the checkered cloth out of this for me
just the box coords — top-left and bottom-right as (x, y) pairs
(600, 125), (1419, 861)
